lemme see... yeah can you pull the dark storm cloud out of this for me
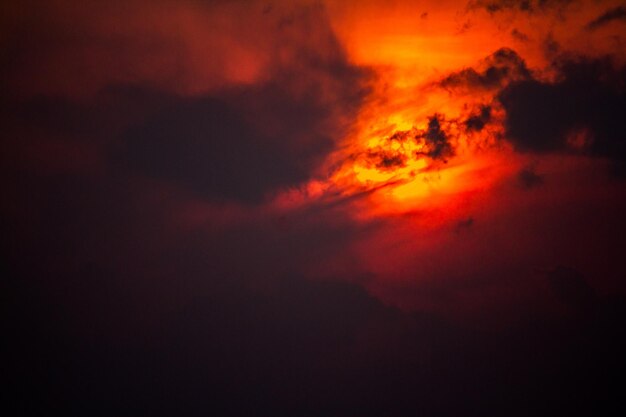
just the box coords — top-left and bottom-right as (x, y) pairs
(440, 48), (531, 90)
(498, 55), (626, 174)
(585, 6), (626, 31)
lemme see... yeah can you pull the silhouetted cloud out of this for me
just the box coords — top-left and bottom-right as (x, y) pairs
(498, 55), (626, 174)
(440, 48), (531, 90)
(421, 114), (454, 159)
(586, 6), (626, 31)
(366, 149), (408, 170)
(464, 105), (492, 132)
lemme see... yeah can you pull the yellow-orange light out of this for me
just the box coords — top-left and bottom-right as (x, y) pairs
(318, 0), (564, 220)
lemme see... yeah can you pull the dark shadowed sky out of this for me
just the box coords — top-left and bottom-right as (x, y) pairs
(3, 1), (626, 415)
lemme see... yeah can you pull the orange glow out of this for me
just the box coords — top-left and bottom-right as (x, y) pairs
(312, 0), (625, 229)
(312, 2), (497, 222)
(320, 51), (509, 222)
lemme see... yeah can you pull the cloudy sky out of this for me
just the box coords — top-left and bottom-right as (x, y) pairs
(3, 0), (626, 415)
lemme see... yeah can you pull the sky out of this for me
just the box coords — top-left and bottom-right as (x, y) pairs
(3, 0), (626, 415)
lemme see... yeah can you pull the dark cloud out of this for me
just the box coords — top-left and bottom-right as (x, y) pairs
(465, 105), (492, 132)
(366, 149), (408, 170)
(5, 77), (365, 204)
(440, 48), (531, 90)
(112, 66), (367, 203)
(115, 92), (317, 203)
(511, 28), (530, 42)
(421, 114), (454, 159)
(498, 55), (626, 174)
(119, 5), (367, 203)
(586, 6), (626, 31)
(4, 84), (173, 137)
(1, 2), (369, 204)
(366, 114), (457, 168)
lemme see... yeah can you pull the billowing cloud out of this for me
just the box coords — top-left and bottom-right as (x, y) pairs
(498, 55), (626, 173)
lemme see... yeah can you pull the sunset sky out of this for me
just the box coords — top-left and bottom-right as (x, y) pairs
(3, 1), (626, 415)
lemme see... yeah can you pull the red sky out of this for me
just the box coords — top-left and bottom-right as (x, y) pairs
(3, 1), (626, 415)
